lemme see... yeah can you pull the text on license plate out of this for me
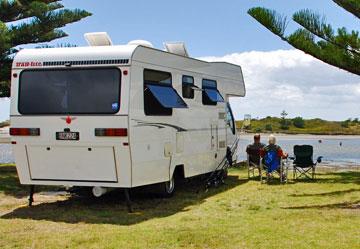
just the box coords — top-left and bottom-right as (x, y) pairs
(56, 132), (79, 140)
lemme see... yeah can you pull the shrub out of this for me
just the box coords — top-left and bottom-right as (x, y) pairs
(292, 117), (305, 128)
(265, 124), (273, 131)
(255, 128), (262, 133)
(0, 120), (10, 128)
(341, 121), (349, 128)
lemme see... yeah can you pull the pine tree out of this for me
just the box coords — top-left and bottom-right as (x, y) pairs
(248, 0), (360, 76)
(0, 0), (91, 97)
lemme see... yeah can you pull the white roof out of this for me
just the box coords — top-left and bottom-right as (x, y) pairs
(13, 45), (138, 66)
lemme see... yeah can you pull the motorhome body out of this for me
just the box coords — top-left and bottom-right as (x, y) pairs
(10, 38), (245, 197)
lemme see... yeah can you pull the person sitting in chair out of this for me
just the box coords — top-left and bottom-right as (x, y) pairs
(246, 134), (265, 166)
(260, 134), (288, 179)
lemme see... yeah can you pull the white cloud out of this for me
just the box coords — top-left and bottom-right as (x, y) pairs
(200, 50), (360, 121)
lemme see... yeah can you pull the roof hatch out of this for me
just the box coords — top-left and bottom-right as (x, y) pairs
(164, 42), (189, 57)
(84, 32), (113, 46)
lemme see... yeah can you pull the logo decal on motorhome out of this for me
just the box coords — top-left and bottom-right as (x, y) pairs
(111, 103), (119, 111)
(15, 62), (42, 67)
(61, 116), (77, 124)
(132, 119), (187, 132)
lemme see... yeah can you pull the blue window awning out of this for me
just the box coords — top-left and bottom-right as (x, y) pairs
(204, 88), (224, 103)
(147, 84), (188, 108)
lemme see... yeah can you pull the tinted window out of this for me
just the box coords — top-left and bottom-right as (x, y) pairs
(144, 69), (172, 116)
(202, 79), (224, 105)
(18, 68), (121, 114)
(147, 85), (187, 108)
(182, 75), (194, 99)
(226, 103), (236, 135)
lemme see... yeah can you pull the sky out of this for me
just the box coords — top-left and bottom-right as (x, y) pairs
(1, 0), (359, 121)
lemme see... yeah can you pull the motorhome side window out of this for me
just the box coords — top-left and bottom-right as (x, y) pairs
(226, 103), (236, 135)
(18, 68), (121, 114)
(144, 69), (188, 116)
(202, 79), (224, 106)
(182, 75), (194, 99)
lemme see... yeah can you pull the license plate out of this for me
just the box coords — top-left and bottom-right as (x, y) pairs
(56, 132), (79, 140)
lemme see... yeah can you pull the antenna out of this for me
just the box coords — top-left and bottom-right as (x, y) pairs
(164, 42), (189, 57)
(84, 32), (113, 46)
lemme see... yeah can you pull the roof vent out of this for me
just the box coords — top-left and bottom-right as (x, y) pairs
(127, 40), (154, 48)
(164, 42), (189, 57)
(84, 32), (113, 46)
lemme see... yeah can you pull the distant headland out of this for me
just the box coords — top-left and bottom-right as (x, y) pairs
(236, 116), (360, 135)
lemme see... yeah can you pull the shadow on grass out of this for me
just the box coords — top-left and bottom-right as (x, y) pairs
(282, 200), (360, 210)
(1, 172), (247, 225)
(0, 165), (60, 198)
(289, 188), (360, 197)
(300, 171), (360, 185)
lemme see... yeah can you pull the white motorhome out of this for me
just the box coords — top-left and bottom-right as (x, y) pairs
(10, 33), (245, 205)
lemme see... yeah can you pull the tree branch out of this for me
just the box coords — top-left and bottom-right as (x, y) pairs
(333, 0), (360, 19)
(0, 0), (62, 22)
(293, 9), (360, 55)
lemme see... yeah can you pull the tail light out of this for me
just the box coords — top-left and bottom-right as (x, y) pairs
(95, 128), (127, 137)
(10, 128), (40, 136)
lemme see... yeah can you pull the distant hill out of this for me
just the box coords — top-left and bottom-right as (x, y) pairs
(236, 117), (360, 135)
(0, 120), (10, 128)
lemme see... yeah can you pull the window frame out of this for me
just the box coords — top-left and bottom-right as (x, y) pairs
(18, 67), (122, 115)
(202, 78), (223, 106)
(182, 75), (195, 99)
(143, 69), (173, 116)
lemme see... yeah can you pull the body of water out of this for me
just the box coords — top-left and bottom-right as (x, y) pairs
(238, 134), (360, 167)
(1, 134), (360, 167)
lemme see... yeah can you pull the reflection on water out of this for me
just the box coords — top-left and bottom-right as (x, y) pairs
(237, 134), (360, 166)
(0, 144), (14, 164)
(1, 135), (360, 167)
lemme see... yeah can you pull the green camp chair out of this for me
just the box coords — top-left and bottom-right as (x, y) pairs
(291, 145), (322, 180)
(246, 144), (265, 181)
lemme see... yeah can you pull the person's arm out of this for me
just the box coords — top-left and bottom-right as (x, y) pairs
(277, 148), (288, 158)
(260, 148), (265, 158)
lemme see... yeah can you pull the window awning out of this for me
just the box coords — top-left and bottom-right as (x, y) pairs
(204, 88), (224, 103)
(147, 84), (188, 108)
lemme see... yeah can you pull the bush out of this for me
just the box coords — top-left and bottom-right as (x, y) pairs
(265, 124), (273, 131)
(341, 121), (349, 128)
(0, 120), (10, 128)
(255, 128), (262, 133)
(292, 117), (305, 128)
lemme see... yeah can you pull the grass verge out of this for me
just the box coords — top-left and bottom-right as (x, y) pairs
(0, 164), (359, 249)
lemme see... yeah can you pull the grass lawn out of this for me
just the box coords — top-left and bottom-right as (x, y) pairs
(0, 163), (359, 249)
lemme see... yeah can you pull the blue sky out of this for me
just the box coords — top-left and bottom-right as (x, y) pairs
(1, 0), (359, 121)
(58, 0), (358, 56)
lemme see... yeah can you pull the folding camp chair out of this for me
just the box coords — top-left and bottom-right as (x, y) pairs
(291, 145), (322, 180)
(246, 145), (265, 181)
(260, 149), (288, 184)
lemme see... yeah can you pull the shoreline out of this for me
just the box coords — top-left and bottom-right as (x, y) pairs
(238, 132), (360, 138)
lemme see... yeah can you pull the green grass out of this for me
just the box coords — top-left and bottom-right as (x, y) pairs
(0, 163), (359, 249)
(236, 117), (360, 135)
